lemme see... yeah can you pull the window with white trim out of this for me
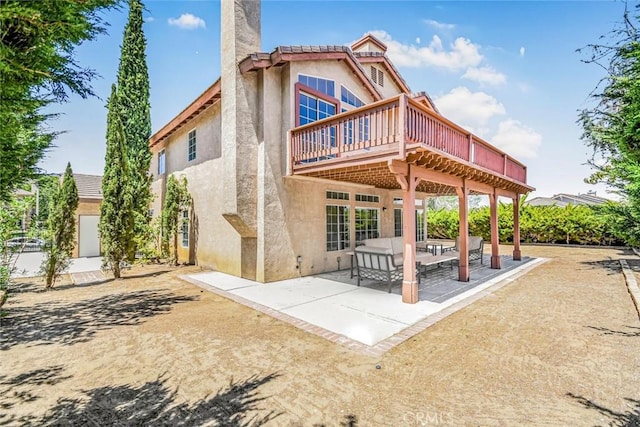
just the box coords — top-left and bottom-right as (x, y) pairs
(355, 194), (379, 203)
(187, 130), (196, 162)
(158, 150), (166, 175)
(340, 86), (369, 144)
(181, 210), (189, 247)
(326, 205), (350, 251)
(341, 86), (364, 108)
(299, 74), (335, 97)
(393, 208), (426, 242)
(326, 191), (349, 200)
(355, 207), (380, 242)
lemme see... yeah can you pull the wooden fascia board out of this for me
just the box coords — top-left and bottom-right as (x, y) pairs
(342, 54), (382, 101)
(239, 55), (271, 73)
(149, 79), (221, 148)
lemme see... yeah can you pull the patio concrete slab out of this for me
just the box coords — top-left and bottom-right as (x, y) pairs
(191, 271), (259, 291)
(184, 256), (545, 351)
(232, 276), (355, 310)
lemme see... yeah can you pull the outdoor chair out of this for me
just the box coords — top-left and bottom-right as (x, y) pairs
(443, 236), (484, 264)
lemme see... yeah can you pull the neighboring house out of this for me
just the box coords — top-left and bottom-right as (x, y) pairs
(527, 191), (611, 207)
(148, 1), (533, 303)
(72, 174), (102, 258)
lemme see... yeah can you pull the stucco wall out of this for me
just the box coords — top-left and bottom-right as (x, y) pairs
(148, 56), (417, 281)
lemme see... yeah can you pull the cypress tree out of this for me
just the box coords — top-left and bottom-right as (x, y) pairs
(100, 84), (135, 279)
(41, 162), (79, 289)
(161, 175), (191, 265)
(116, 0), (152, 259)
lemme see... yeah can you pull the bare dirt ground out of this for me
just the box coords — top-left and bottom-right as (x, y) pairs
(1, 245), (639, 426)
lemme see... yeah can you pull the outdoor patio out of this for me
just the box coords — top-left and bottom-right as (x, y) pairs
(182, 254), (543, 352)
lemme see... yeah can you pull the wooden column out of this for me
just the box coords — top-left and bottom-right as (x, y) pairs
(513, 194), (522, 260)
(456, 182), (470, 282)
(401, 174), (421, 304)
(389, 162), (420, 303)
(489, 191), (501, 269)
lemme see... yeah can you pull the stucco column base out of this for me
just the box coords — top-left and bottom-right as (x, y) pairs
(513, 249), (522, 261)
(402, 280), (419, 304)
(491, 255), (501, 269)
(458, 264), (470, 282)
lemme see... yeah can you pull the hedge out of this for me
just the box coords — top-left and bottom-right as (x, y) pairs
(426, 203), (622, 246)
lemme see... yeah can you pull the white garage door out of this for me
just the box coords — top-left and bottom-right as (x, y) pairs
(79, 215), (100, 257)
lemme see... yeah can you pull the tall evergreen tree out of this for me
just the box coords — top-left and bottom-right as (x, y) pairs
(116, 0), (152, 258)
(41, 163), (79, 289)
(0, 0), (118, 201)
(100, 84), (135, 279)
(579, 6), (640, 246)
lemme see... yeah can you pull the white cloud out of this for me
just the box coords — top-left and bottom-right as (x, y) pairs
(462, 66), (506, 85)
(491, 119), (541, 158)
(519, 46), (525, 57)
(434, 86), (506, 127)
(144, 16), (155, 23)
(424, 19), (456, 31)
(370, 30), (482, 71)
(168, 13), (206, 30)
(415, 37), (421, 44)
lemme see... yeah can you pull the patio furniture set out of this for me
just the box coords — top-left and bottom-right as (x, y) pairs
(351, 236), (485, 293)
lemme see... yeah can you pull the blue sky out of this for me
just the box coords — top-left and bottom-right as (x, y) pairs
(40, 0), (628, 199)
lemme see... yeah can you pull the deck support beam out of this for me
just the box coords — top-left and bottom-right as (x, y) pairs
(513, 194), (522, 260)
(489, 191), (501, 269)
(391, 161), (420, 304)
(456, 181), (470, 282)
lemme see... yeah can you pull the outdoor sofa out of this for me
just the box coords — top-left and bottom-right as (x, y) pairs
(354, 237), (457, 292)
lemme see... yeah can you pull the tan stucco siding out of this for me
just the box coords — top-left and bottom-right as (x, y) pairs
(148, 58), (417, 281)
(150, 102), (221, 182)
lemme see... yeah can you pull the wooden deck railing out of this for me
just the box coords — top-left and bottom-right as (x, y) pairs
(289, 94), (527, 185)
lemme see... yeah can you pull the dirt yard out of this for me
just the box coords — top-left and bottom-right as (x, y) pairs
(1, 245), (639, 426)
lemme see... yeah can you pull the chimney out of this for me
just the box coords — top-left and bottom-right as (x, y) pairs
(220, 0), (261, 279)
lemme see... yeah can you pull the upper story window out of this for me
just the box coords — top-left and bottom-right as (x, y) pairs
(158, 150), (166, 175)
(299, 92), (336, 126)
(298, 74), (335, 97)
(341, 86), (364, 108)
(370, 66), (384, 87)
(187, 129), (196, 162)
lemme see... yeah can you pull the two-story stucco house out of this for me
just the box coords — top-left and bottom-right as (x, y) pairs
(148, 0), (533, 304)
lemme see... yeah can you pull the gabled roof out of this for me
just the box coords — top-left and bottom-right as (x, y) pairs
(352, 51), (412, 94)
(73, 174), (103, 200)
(240, 45), (384, 101)
(351, 33), (388, 53)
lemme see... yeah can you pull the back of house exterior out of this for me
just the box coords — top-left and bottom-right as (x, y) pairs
(148, 1), (531, 285)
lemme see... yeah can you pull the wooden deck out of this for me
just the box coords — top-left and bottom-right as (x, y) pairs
(289, 94), (532, 195)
